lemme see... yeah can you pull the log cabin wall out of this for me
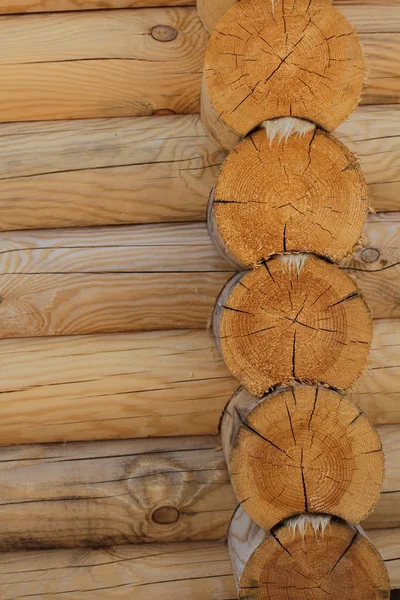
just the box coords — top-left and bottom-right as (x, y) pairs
(0, 0), (398, 598)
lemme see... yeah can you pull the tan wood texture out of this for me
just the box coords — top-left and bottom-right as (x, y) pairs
(202, 0), (365, 150)
(0, 108), (398, 233)
(342, 213), (400, 319)
(0, 115), (221, 231)
(229, 509), (390, 600)
(210, 127), (368, 266)
(0, 535), (397, 599)
(0, 218), (397, 338)
(0, 436), (236, 550)
(221, 385), (384, 529)
(197, 1), (400, 34)
(1, 0), (195, 13)
(214, 256), (373, 396)
(0, 9), (396, 123)
(0, 430), (396, 550)
(0, 319), (396, 447)
(0, 8), (206, 122)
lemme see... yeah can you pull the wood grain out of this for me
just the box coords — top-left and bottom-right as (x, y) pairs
(342, 213), (400, 318)
(0, 8), (206, 122)
(0, 431), (396, 551)
(0, 536), (397, 599)
(0, 108), (398, 233)
(0, 7), (397, 122)
(0, 223), (232, 338)
(1, 0), (195, 13)
(335, 106), (400, 211)
(0, 319), (396, 447)
(0, 218), (397, 338)
(197, 0), (400, 33)
(0, 115), (221, 230)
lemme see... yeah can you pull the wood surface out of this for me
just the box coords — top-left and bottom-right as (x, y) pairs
(203, 0), (365, 145)
(0, 536), (397, 599)
(1, 0), (195, 13)
(0, 7), (397, 122)
(214, 256), (373, 396)
(0, 115), (222, 231)
(0, 217), (397, 337)
(0, 319), (396, 447)
(210, 127), (368, 266)
(0, 430), (396, 550)
(221, 386), (384, 529)
(0, 108), (398, 234)
(0, 8), (206, 122)
(229, 509), (390, 600)
(197, 0), (400, 33)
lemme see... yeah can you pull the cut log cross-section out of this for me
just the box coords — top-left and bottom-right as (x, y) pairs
(229, 508), (391, 600)
(209, 126), (368, 267)
(202, 0), (365, 151)
(221, 385), (384, 529)
(214, 255), (372, 396)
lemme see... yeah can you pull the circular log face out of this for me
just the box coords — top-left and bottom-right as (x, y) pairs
(211, 128), (368, 267)
(204, 0), (365, 135)
(215, 255), (372, 395)
(225, 386), (383, 529)
(240, 518), (390, 600)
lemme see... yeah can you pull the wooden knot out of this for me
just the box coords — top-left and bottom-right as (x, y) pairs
(151, 25), (178, 42)
(361, 248), (380, 263)
(152, 506), (180, 524)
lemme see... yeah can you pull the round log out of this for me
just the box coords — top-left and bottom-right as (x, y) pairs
(221, 384), (384, 529)
(214, 255), (372, 396)
(229, 508), (390, 600)
(209, 127), (368, 268)
(202, 0), (365, 151)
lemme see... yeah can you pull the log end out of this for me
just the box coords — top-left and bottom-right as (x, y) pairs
(210, 127), (368, 267)
(214, 255), (373, 395)
(221, 385), (384, 529)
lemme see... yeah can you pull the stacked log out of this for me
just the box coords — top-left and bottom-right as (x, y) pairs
(201, 0), (392, 596)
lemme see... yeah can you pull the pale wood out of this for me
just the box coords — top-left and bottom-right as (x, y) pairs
(0, 223), (231, 338)
(221, 385), (384, 529)
(229, 508), (391, 599)
(197, 1), (400, 33)
(0, 218), (397, 337)
(335, 105), (400, 212)
(342, 213), (400, 319)
(0, 108), (397, 233)
(0, 8), (396, 122)
(1, 0), (195, 13)
(0, 536), (397, 599)
(0, 319), (396, 447)
(0, 435), (236, 550)
(0, 115), (222, 230)
(0, 430), (396, 550)
(0, 8), (206, 122)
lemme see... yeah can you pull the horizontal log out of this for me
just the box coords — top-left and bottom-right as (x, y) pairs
(0, 7), (397, 122)
(0, 536), (397, 599)
(0, 108), (398, 234)
(0, 8), (206, 122)
(0, 216), (396, 339)
(0, 430), (397, 551)
(0, 318), (396, 447)
(1, 0), (195, 14)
